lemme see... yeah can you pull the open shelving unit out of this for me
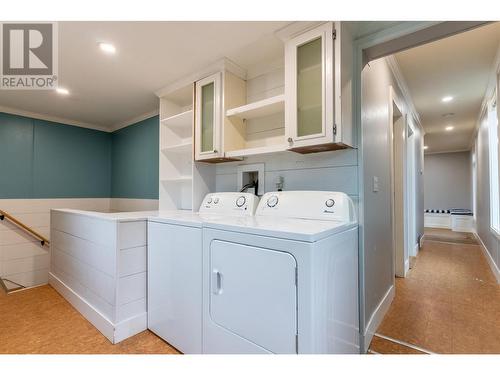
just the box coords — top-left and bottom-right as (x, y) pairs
(158, 82), (215, 211)
(222, 65), (288, 158)
(226, 94), (285, 120)
(160, 109), (193, 129)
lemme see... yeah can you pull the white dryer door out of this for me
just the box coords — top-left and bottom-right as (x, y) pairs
(210, 240), (297, 353)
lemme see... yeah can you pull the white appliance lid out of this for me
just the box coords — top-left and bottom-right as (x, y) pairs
(149, 210), (204, 228)
(202, 215), (356, 242)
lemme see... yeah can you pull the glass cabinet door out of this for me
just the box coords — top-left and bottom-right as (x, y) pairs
(285, 22), (335, 149)
(195, 72), (221, 160)
(200, 82), (215, 153)
(296, 37), (323, 137)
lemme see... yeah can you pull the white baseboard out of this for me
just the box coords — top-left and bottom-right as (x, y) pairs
(414, 242), (420, 256)
(114, 313), (147, 343)
(363, 284), (395, 353)
(49, 272), (147, 343)
(473, 233), (500, 284)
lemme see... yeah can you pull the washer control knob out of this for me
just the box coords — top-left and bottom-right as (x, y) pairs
(207, 197), (213, 204)
(214, 197), (219, 204)
(236, 196), (246, 207)
(325, 199), (335, 208)
(267, 195), (279, 208)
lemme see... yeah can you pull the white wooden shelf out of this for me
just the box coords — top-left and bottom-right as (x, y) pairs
(160, 110), (192, 129)
(161, 176), (192, 184)
(225, 143), (289, 158)
(226, 94), (285, 120)
(161, 141), (192, 154)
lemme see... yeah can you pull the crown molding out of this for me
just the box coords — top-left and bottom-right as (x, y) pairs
(385, 55), (424, 135)
(109, 109), (159, 132)
(0, 105), (108, 132)
(155, 57), (246, 98)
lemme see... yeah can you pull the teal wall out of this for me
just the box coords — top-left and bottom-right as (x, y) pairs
(0, 112), (111, 198)
(111, 116), (159, 199)
(0, 112), (159, 200)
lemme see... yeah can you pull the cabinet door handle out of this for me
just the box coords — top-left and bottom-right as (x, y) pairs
(213, 149), (218, 153)
(287, 137), (293, 143)
(212, 269), (223, 295)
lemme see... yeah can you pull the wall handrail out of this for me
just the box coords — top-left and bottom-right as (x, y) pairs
(0, 209), (50, 247)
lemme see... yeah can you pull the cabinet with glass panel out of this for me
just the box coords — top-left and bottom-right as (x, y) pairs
(194, 70), (247, 162)
(284, 22), (354, 153)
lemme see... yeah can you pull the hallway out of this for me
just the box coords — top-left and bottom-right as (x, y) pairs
(370, 229), (500, 354)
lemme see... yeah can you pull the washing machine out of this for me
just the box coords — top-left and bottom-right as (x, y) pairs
(147, 192), (259, 354)
(201, 191), (359, 354)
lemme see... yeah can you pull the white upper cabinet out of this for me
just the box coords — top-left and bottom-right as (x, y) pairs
(285, 22), (353, 153)
(195, 70), (247, 162)
(195, 72), (223, 161)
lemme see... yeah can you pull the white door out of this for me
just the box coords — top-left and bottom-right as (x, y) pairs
(147, 222), (202, 353)
(285, 22), (335, 150)
(195, 72), (222, 160)
(210, 240), (297, 354)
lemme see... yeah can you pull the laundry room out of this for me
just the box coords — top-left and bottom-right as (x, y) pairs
(0, 1), (499, 374)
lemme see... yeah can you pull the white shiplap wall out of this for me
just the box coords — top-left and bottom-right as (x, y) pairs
(0, 198), (157, 289)
(215, 149), (359, 200)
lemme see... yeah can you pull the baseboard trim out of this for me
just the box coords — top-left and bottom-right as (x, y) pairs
(49, 272), (147, 343)
(363, 284), (395, 353)
(473, 233), (500, 284)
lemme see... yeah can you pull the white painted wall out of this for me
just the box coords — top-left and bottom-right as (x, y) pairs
(473, 111), (500, 281)
(0, 198), (109, 289)
(360, 57), (424, 347)
(110, 198), (158, 212)
(0, 198), (156, 289)
(424, 151), (472, 210)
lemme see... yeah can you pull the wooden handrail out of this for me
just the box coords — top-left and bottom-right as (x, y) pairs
(0, 209), (50, 247)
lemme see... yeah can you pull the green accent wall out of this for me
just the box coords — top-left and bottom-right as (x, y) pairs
(33, 119), (112, 198)
(110, 116), (159, 199)
(0, 112), (112, 198)
(0, 112), (159, 200)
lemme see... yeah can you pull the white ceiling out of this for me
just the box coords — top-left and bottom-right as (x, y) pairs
(0, 21), (290, 131)
(395, 22), (500, 154)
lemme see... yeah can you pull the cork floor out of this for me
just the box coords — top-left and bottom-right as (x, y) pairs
(0, 284), (180, 354)
(370, 228), (500, 354)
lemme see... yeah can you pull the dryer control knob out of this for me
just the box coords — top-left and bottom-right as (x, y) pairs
(207, 197), (213, 204)
(325, 199), (335, 208)
(236, 196), (246, 207)
(214, 197), (219, 204)
(267, 195), (279, 208)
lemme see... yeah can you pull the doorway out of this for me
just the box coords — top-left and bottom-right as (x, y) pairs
(361, 22), (500, 354)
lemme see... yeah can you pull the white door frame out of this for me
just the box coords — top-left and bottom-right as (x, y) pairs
(389, 86), (408, 278)
(407, 120), (418, 257)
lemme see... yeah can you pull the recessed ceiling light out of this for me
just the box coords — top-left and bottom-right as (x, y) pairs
(445, 126), (454, 131)
(56, 87), (69, 95)
(99, 42), (116, 54)
(442, 113), (455, 118)
(442, 96), (453, 102)
(424, 146), (429, 150)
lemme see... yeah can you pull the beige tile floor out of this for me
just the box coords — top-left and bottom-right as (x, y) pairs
(370, 228), (500, 354)
(0, 284), (180, 354)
